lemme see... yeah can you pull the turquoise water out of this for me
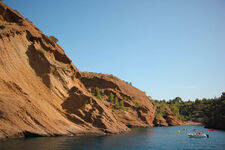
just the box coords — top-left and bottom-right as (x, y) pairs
(0, 126), (225, 150)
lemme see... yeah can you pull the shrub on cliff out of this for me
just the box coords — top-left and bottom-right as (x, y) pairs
(49, 35), (58, 43)
(94, 87), (102, 100)
(115, 97), (119, 106)
(135, 102), (142, 109)
(120, 100), (124, 108)
(132, 96), (136, 100)
(109, 93), (114, 104)
(154, 101), (167, 118)
(114, 97), (125, 109)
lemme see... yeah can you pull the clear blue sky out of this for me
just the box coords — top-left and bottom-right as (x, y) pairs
(4, 0), (225, 101)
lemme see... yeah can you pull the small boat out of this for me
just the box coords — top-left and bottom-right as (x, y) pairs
(188, 133), (209, 138)
(208, 129), (215, 131)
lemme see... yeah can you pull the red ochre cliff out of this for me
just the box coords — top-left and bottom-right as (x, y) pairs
(81, 72), (182, 128)
(0, 3), (181, 139)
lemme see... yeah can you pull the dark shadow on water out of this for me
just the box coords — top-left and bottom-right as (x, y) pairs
(0, 137), (68, 150)
(1, 126), (225, 150)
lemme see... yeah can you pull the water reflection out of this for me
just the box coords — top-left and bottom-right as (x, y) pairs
(0, 126), (225, 150)
(0, 128), (155, 150)
(0, 136), (69, 150)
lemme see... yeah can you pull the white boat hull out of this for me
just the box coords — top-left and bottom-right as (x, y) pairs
(188, 133), (208, 138)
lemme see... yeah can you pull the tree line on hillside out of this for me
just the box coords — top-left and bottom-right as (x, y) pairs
(151, 92), (225, 124)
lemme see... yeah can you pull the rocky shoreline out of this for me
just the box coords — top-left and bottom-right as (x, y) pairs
(183, 121), (202, 126)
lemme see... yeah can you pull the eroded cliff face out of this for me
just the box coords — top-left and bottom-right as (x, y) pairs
(81, 72), (156, 127)
(0, 3), (128, 139)
(81, 72), (182, 127)
(0, 3), (181, 139)
(153, 106), (182, 127)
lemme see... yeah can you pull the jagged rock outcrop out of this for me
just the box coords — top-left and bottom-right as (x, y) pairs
(0, 3), (182, 140)
(153, 106), (182, 126)
(163, 106), (183, 126)
(81, 72), (156, 127)
(81, 72), (182, 127)
(0, 3), (128, 139)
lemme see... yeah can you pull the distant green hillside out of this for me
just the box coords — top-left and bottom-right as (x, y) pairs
(152, 92), (225, 129)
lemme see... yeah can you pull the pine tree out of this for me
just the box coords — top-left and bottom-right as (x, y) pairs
(109, 93), (114, 104)
(120, 100), (124, 107)
(49, 35), (58, 43)
(115, 97), (119, 106)
(94, 87), (102, 100)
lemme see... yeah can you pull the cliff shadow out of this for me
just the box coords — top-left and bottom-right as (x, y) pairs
(26, 45), (51, 87)
(61, 86), (91, 125)
(61, 86), (107, 129)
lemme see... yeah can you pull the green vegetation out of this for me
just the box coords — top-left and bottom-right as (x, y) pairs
(115, 99), (127, 111)
(94, 87), (102, 100)
(120, 100), (124, 107)
(115, 97), (119, 106)
(108, 93), (127, 111)
(109, 93), (114, 104)
(178, 96), (225, 123)
(152, 93), (225, 123)
(13, 9), (20, 14)
(135, 102), (142, 109)
(152, 100), (167, 118)
(109, 74), (114, 79)
(166, 97), (184, 120)
(25, 18), (32, 23)
(49, 35), (58, 43)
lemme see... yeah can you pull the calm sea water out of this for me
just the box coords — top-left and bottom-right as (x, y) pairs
(0, 125), (225, 150)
